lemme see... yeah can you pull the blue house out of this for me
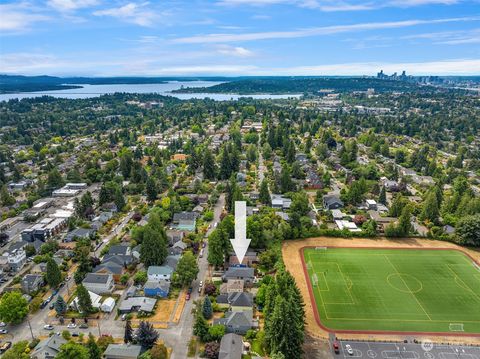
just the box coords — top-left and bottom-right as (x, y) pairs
(144, 280), (171, 298)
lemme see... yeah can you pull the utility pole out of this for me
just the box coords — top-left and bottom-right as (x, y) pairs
(97, 320), (101, 336)
(27, 317), (35, 341)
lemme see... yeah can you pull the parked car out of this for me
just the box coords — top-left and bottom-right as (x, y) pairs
(49, 303), (55, 310)
(186, 293), (191, 301)
(0, 329), (8, 334)
(71, 332), (79, 337)
(345, 344), (354, 355)
(121, 314), (127, 321)
(79, 323), (89, 329)
(0, 322), (5, 327)
(67, 323), (77, 329)
(187, 287), (193, 294)
(333, 341), (340, 354)
(0, 342), (11, 353)
(199, 280), (203, 287)
(44, 324), (54, 330)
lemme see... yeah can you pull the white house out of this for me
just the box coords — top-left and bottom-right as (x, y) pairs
(147, 266), (173, 282)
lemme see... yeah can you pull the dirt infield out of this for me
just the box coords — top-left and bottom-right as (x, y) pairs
(282, 237), (480, 344)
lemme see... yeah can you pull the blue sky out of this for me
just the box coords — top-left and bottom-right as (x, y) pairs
(1, 0), (480, 76)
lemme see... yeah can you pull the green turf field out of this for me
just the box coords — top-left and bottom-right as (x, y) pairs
(304, 247), (480, 334)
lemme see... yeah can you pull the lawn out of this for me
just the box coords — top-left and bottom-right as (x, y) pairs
(303, 247), (480, 334)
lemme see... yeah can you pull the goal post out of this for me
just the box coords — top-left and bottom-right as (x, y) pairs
(449, 323), (464, 332)
(473, 261), (480, 272)
(315, 246), (327, 251)
(312, 273), (319, 287)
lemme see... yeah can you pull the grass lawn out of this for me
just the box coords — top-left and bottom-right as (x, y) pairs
(304, 247), (480, 334)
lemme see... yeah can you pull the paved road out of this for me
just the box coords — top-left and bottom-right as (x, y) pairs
(334, 340), (480, 359)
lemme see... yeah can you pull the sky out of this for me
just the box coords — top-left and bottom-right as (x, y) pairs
(1, 0), (480, 76)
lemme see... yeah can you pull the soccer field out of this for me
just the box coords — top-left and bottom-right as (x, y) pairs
(303, 247), (480, 334)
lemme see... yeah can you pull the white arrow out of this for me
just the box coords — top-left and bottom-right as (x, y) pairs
(230, 201), (251, 265)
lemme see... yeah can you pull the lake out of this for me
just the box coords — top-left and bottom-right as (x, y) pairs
(0, 81), (301, 101)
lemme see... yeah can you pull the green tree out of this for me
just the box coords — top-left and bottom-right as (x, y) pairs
(0, 185), (15, 206)
(135, 321), (159, 349)
(54, 296), (67, 316)
(208, 324), (225, 341)
(0, 291), (28, 324)
(87, 333), (102, 359)
(420, 191), (440, 223)
(57, 342), (89, 359)
(193, 313), (209, 342)
(150, 343), (169, 359)
(46, 257), (62, 288)
(378, 186), (387, 205)
(76, 284), (93, 315)
(203, 149), (216, 180)
(1, 340), (30, 359)
(271, 353), (286, 359)
(456, 214), (480, 246)
(47, 168), (65, 189)
(259, 179), (271, 205)
(140, 225), (168, 266)
(280, 166), (294, 193)
(202, 296), (213, 320)
(146, 177), (158, 202)
(174, 251), (199, 287)
(207, 228), (228, 267)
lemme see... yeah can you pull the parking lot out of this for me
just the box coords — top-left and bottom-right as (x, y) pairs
(334, 340), (480, 359)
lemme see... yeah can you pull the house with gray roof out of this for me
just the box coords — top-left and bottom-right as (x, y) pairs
(216, 292), (253, 311)
(164, 254), (181, 271)
(82, 273), (114, 294)
(147, 265), (173, 281)
(31, 333), (67, 359)
(22, 274), (45, 294)
(219, 333), (244, 359)
(64, 227), (95, 242)
(169, 240), (187, 255)
(222, 267), (255, 285)
(119, 297), (156, 313)
(323, 194), (344, 210)
(215, 309), (254, 335)
(104, 343), (142, 359)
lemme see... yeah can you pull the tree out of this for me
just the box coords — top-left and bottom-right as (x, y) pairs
(202, 296), (213, 320)
(207, 229), (226, 267)
(208, 324), (225, 341)
(193, 313), (209, 342)
(204, 341), (220, 359)
(97, 335), (114, 352)
(86, 333), (101, 359)
(141, 225), (168, 267)
(150, 343), (168, 359)
(56, 342), (89, 359)
(136, 321), (159, 349)
(0, 185), (15, 206)
(203, 149), (216, 180)
(47, 168), (64, 189)
(0, 291), (28, 324)
(146, 177), (158, 202)
(420, 191), (439, 223)
(378, 186), (387, 205)
(271, 352), (286, 359)
(76, 284), (93, 314)
(259, 179), (271, 205)
(124, 320), (134, 344)
(54, 296), (67, 316)
(456, 214), (480, 246)
(174, 251), (199, 287)
(1, 340), (30, 359)
(46, 257), (62, 288)
(280, 166), (294, 193)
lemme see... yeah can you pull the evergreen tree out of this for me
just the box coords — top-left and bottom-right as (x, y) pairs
(398, 205), (413, 236)
(259, 179), (271, 205)
(203, 149), (216, 180)
(378, 186), (387, 205)
(207, 229), (226, 267)
(420, 191), (439, 223)
(54, 296), (67, 316)
(202, 297), (213, 320)
(146, 177), (158, 202)
(76, 284), (93, 315)
(124, 320), (133, 344)
(140, 225), (168, 266)
(280, 166), (294, 193)
(114, 186), (126, 211)
(193, 313), (209, 342)
(0, 186), (15, 206)
(46, 257), (62, 288)
(174, 251), (199, 287)
(86, 333), (101, 359)
(135, 321), (159, 349)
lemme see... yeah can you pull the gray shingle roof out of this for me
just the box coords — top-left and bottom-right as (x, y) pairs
(219, 333), (243, 359)
(104, 344), (142, 358)
(83, 273), (112, 284)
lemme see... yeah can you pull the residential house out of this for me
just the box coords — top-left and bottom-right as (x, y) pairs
(21, 274), (44, 294)
(219, 333), (244, 359)
(380, 177), (400, 192)
(82, 273), (115, 294)
(7, 248), (26, 271)
(216, 292), (253, 311)
(64, 227), (95, 242)
(119, 297), (156, 313)
(323, 195), (344, 210)
(164, 254), (180, 271)
(31, 333), (67, 359)
(147, 266), (173, 282)
(228, 251), (258, 267)
(215, 309), (254, 335)
(143, 280), (171, 298)
(72, 290), (102, 311)
(271, 194), (292, 210)
(305, 169), (322, 190)
(220, 279), (244, 294)
(222, 267), (255, 286)
(170, 241), (187, 255)
(172, 211), (197, 231)
(166, 230), (184, 246)
(104, 344), (143, 359)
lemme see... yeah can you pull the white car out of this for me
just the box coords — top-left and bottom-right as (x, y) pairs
(0, 329), (8, 334)
(43, 324), (54, 330)
(345, 344), (354, 356)
(0, 322), (5, 327)
(199, 280), (203, 287)
(67, 323), (77, 329)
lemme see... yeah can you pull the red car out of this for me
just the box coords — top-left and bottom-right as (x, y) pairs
(186, 293), (191, 301)
(333, 341), (340, 354)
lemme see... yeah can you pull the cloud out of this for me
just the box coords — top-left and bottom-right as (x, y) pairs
(216, 45), (254, 57)
(47, 0), (99, 12)
(402, 28), (480, 44)
(93, 2), (158, 26)
(0, 2), (50, 32)
(173, 16), (480, 43)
